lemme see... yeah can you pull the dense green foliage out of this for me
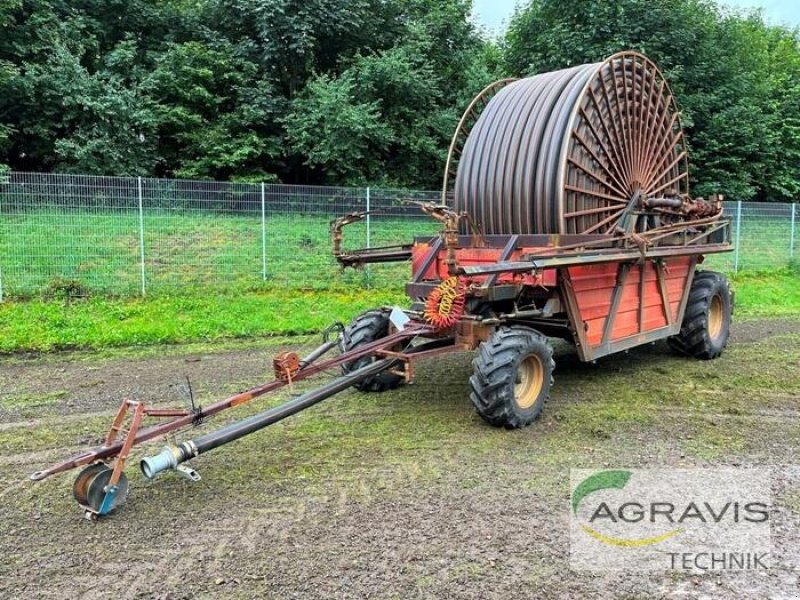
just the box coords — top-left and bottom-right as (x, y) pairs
(0, 0), (798, 199)
(505, 0), (800, 202)
(0, 0), (498, 185)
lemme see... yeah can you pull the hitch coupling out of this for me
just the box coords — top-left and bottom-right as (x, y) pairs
(140, 442), (197, 480)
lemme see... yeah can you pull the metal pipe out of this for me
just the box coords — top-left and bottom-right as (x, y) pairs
(335, 247), (414, 268)
(734, 200), (742, 272)
(32, 324), (431, 481)
(140, 358), (397, 480)
(643, 197), (682, 209)
(137, 176), (146, 297)
(298, 340), (337, 369)
(261, 182), (267, 280)
(366, 187), (371, 249)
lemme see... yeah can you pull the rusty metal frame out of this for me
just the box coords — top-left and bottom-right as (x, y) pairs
(458, 239), (728, 277)
(655, 260), (673, 326)
(485, 235), (520, 288)
(601, 263), (630, 345)
(558, 269), (591, 360)
(31, 323), (437, 482)
(638, 262), (646, 333)
(412, 237), (443, 283)
(675, 256), (699, 327)
(104, 401), (145, 488)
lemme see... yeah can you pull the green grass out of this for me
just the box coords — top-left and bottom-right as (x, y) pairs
(1, 209), (794, 298)
(0, 289), (407, 352)
(0, 210), (437, 297)
(730, 268), (800, 316)
(703, 216), (797, 273)
(0, 268), (797, 353)
(0, 208), (797, 353)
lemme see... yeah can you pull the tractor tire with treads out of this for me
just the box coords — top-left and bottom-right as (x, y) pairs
(668, 271), (732, 359)
(470, 326), (555, 429)
(340, 309), (404, 392)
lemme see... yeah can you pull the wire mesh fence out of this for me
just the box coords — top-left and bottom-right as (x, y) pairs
(0, 172), (796, 301)
(701, 201), (797, 274)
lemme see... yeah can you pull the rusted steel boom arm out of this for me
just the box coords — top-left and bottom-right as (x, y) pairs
(30, 323), (433, 482)
(330, 210), (414, 268)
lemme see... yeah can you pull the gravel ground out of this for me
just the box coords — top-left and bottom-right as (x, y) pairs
(0, 318), (799, 599)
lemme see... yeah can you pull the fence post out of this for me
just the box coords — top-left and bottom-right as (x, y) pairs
(365, 186), (371, 249)
(733, 200), (742, 273)
(791, 202), (796, 260)
(261, 182), (267, 280)
(137, 176), (146, 296)
(0, 181), (3, 302)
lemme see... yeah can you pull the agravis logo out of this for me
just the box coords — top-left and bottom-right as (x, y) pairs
(572, 470), (682, 547)
(569, 469), (772, 572)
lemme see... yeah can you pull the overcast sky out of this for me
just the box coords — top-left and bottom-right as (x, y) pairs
(472, 0), (800, 33)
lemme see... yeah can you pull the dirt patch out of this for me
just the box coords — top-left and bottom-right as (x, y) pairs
(726, 317), (800, 343)
(0, 337), (316, 422)
(0, 318), (799, 599)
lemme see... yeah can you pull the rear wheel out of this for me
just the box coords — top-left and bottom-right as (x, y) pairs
(340, 309), (404, 392)
(669, 271), (732, 359)
(470, 326), (555, 429)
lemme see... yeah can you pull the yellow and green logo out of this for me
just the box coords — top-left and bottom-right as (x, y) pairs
(572, 470), (682, 547)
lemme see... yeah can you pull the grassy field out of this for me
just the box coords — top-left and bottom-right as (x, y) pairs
(0, 209), (795, 297)
(0, 210), (438, 297)
(0, 208), (797, 353)
(0, 268), (797, 353)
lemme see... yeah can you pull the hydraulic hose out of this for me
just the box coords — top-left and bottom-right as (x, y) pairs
(141, 357), (398, 479)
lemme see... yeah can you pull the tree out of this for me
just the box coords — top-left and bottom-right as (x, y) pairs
(760, 27), (800, 200)
(0, 0), (499, 185)
(504, 0), (800, 201)
(285, 1), (501, 187)
(285, 74), (391, 184)
(142, 39), (284, 179)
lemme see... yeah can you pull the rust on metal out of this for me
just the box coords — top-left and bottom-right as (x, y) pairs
(452, 52), (692, 236)
(31, 52), (738, 521)
(454, 319), (493, 349)
(273, 351), (301, 382)
(31, 323), (435, 482)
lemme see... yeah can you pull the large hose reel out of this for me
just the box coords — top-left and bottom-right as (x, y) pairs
(445, 51), (692, 236)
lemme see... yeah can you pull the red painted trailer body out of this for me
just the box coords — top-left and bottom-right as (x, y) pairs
(405, 232), (726, 361)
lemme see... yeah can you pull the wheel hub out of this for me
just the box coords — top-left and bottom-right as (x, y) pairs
(515, 355), (544, 409)
(708, 294), (724, 340)
(73, 463), (129, 516)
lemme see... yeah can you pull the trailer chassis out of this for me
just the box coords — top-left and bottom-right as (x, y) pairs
(32, 201), (732, 519)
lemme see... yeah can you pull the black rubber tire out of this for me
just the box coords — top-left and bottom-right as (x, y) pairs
(340, 309), (404, 392)
(668, 271), (732, 359)
(470, 326), (555, 429)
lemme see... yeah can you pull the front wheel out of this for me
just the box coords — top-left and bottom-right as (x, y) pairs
(340, 309), (405, 392)
(668, 270), (732, 359)
(470, 326), (555, 429)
